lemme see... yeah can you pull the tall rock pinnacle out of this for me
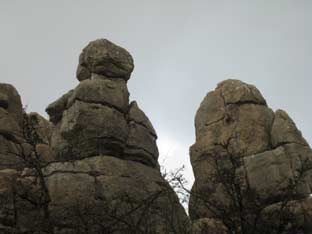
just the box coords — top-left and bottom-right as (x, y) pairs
(42, 39), (188, 233)
(0, 39), (188, 234)
(189, 79), (312, 233)
(46, 39), (158, 167)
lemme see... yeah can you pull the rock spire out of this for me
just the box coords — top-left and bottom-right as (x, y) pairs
(189, 79), (312, 232)
(0, 39), (188, 234)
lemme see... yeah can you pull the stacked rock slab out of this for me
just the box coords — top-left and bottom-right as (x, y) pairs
(46, 39), (159, 168)
(42, 39), (188, 233)
(189, 79), (312, 232)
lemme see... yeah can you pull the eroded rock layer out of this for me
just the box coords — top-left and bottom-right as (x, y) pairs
(189, 79), (312, 233)
(46, 76), (158, 168)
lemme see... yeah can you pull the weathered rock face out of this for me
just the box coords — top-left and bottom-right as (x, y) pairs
(41, 39), (187, 233)
(189, 79), (312, 232)
(42, 156), (188, 234)
(1, 39), (190, 234)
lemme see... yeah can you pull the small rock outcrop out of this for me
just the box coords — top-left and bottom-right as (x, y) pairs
(189, 79), (312, 232)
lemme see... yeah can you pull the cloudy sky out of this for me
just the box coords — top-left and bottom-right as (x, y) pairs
(1, 1), (311, 186)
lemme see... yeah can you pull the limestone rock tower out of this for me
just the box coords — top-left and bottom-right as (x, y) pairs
(189, 80), (312, 233)
(0, 39), (189, 234)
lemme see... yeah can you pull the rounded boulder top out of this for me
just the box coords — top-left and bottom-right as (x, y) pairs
(216, 79), (267, 105)
(76, 39), (134, 82)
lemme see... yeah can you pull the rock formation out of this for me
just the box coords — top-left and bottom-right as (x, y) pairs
(46, 39), (158, 168)
(1, 40), (312, 234)
(189, 79), (312, 233)
(0, 39), (188, 234)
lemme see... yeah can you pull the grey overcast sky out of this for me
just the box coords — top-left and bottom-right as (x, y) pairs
(1, 1), (311, 184)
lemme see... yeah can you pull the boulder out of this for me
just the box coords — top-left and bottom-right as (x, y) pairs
(77, 39), (134, 81)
